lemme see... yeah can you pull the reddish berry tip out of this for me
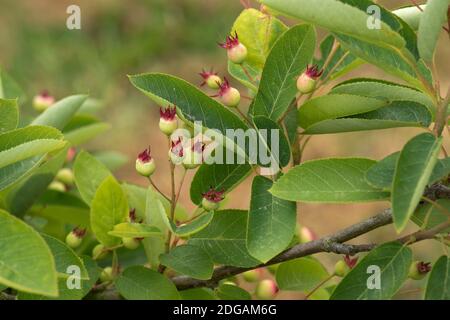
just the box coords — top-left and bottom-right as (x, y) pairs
(417, 261), (432, 274)
(170, 137), (184, 158)
(218, 31), (240, 50)
(159, 105), (177, 121)
(344, 254), (358, 269)
(217, 77), (232, 97)
(305, 65), (323, 79)
(137, 147), (152, 163)
(202, 187), (225, 203)
(72, 227), (87, 238)
(199, 68), (218, 86)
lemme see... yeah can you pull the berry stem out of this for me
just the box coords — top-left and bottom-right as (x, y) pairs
(175, 168), (187, 205)
(236, 107), (252, 126)
(111, 250), (120, 277)
(148, 177), (171, 202)
(303, 274), (335, 300)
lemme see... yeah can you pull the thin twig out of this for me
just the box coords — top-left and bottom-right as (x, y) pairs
(148, 177), (170, 202)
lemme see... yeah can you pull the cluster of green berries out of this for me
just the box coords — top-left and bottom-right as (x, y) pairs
(240, 268), (279, 300)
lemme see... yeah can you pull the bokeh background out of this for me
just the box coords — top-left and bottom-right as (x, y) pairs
(1, 0), (449, 299)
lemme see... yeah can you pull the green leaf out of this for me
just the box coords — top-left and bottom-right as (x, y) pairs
(302, 101), (432, 134)
(73, 150), (112, 205)
(332, 78), (434, 113)
(129, 73), (248, 135)
(18, 255), (100, 300)
(331, 242), (412, 299)
(90, 176), (129, 247)
(64, 119), (110, 146)
(115, 266), (180, 300)
(425, 255), (450, 299)
(189, 210), (261, 268)
(108, 222), (161, 238)
(32, 95), (88, 130)
(158, 206), (214, 237)
(0, 209), (57, 297)
(249, 24), (316, 120)
(253, 116), (291, 168)
(366, 153), (450, 190)
(298, 94), (387, 129)
(3, 145), (68, 217)
(392, 133), (442, 232)
(418, 0), (450, 62)
(0, 98), (19, 133)
(41, 234), (88, 280)
(230, 8), (288, 72)
(248, 176), (296, 263)
(160, 245), (214, 280)
(180, 288), (216, 300)
(190, 163), (252, 205)
(270, 158), (390, 203)
(0, 69), (26, 104)
(228, 62), (259, 92)
(260, 0), (405, 48)
(0, 125), (65, 169)
(216, 284), (251, 300)
(0, 156), (42, 192)
(412, 199), (450, 232)
(276, 257), (329, 291)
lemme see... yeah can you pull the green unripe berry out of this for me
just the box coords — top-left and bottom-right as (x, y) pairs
(123, 237), (140, 250)
(182, 146), (202, 170)
(221, 87), (241, 108)
(159, 118), (178, 136)
(32, 91), (54, 112)
(135, 158), (156, 177)
(255, 279), (278, 300)
(48, 181), (66, 192)
(242, 269), (261, 282)
(65, 232), (82, 248)
(228, 43), (248, 64)
(56, 168), (74, 186)
(92, 244), (108, 260)
(334, 260), (350, 277)
(206, 75), (222, 89)
(99, 267), (114, 282)
(408, 261), (431, 280)
(202, 198), (220, 211)
(296, 73), (317, 94)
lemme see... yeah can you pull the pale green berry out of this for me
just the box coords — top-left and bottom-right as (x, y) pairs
(48, 181), (66, 192)
(242, 269), (261, 282)
(99, 267), (114, 282)
(65, 228), (86, 249)
(159, 118), (178, 136)
(408, 261), (431, 280)
(123, 237), (140, 250)
(92, 244), (108, 260)
(32, 91), (54, 112)
(202, 198), (220, 211)
(334, 260), (350, 277)
(206, 75), (222, 89)
(297, 73), (317, 94)
(56, 168), (74, 186)
(228, 43), (248, 64)
(255, 279), (278, 300)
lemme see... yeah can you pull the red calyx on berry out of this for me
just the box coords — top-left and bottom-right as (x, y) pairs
(33, 90), (55, 112)
(334, 254), (358, 277)
(201, 187), (225, 211)
(296, 65), (323, 94)
(199, 68), (222, 89)
(408, 261), (432, 280)
(219, 31), (248, 64)
(135, 147), (156, 177)
(65, 227), (86, 248)
(183, 140), (205, 169)
(159, 105), (178, 136)
(169, 137), (185, 165)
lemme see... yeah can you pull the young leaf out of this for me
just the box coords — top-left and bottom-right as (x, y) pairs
(392, 133), (442, 232)
(158, 206), (214, 237)
(108, 222), (161, 238)
(331, 242), (412, 299)
(216, 284), (251, 300)
(189, 210), (261, 268)
(332, 78), (434, 113)
(260, 0), (405, 48)
(298, 94), (387, 129)
(73, 150), (112, 205)
(0, 98), (19, 133)
(425, 255), (450, 299)
(276, 257), (329, 292)
(248, 176), (296, 263)
(249, 24), (316, 120)
(190, 163), (252, 205)
(0, 209), (57, 297)
(115, 266), (180, 300)
(417, 0), (450, 62)
(270, 158), (390, 203)
(160, 245), (214, 280)
(302, 101), (431, 134)
(0, 126), (65, 169)
(32, 94), (88, 130)
(90, 176), (129, 247)
(0, 157), (42, 192)
(129, 73), (248, 135)
(41, 234), (89, 280)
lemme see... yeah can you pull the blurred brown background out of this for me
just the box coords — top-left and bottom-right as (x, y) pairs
(0, 0), (448, 299)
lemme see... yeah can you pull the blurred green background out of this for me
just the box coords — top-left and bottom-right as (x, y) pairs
(1, 0), (448, 299)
